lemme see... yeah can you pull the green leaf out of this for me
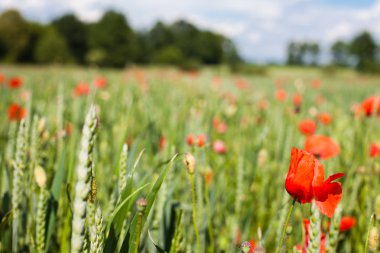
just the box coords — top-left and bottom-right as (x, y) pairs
(128, 153), (178, 253)
(106, 183), (150, 235)
(148, 230), (167, 253)
(51, 147), (66, 201)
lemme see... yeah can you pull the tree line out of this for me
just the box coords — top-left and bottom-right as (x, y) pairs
(286, 31), (380, 72)
(0, 9), (241, 68)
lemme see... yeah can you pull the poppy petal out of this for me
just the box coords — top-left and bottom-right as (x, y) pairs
(315, 191), (342, 218)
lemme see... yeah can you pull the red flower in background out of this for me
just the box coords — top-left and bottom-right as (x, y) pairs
(8, 77), (23, 89)
(213, 117), (228, 134)
(186, 134), (194, 146)
(285, 147), (344, 217)
(204, 168), (213, 185)
(65, 122), (73, 136)
(317, 113), (332, 125)
(370, 143), (380, 157)
(304, 135), (340, 160)
(340, 216), (356, 232)
(197, 134), (206, 147)
(94, 76), (107, 89)
(275, 89), (287, 101)
(159, 135), (166, 151)
(235, 79), (249, 89)
(0, 73), (4, 83)
(8, 103), (27, 121)
(213, 140), (226, 154)
(311, 79), (321, 89)
(293, 93), (302, 106)
(361, 96), (380, 116)
(299, 119), (317, 136)
(258, 99), (268, 110)
(73, 82), (90, 96)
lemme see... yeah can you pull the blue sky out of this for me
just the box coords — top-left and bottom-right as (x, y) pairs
(1, 0), (379, 63)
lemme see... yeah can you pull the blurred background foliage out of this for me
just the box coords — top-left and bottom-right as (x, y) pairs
(1, 8), (380, 73)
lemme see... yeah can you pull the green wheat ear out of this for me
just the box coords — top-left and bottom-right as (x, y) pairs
(307, 201), (321, 253)
(12, 119), (27, 253)
(70, 106), (98, 253)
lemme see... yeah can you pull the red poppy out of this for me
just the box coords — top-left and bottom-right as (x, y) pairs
(304, 135), (340, 160)
(73, 82), (90, 96)
(204, 168), (213, 185)
(293, 93), (302, 106)
(258, 99), (268, 110)
(197, 134), (206, 147)
(213, 117), (228, 134)
(8, 103), (27, 121)
(248, 240), (256, 253)
(212, 76), (221, 88)
(94, 76), (107, 89)
(65, 122), (73, 136)
(8, 77), (23, 89)
(213, 140), (226, 154)
(285, 147), (344, 217)
(186, 134), (194, 146)
(235, 79), (248, 89)
(311, 79), (321, 89)
(275, 89), (287, 101)
(0, 73), (4, 83)
(299, 119), (317, 136)
(370, 143), (380, 157)
(361, 96), (380, 117)
(212, 117), (220, 129)
(159, 135), (166, 151)
(317, 113), (332, 125)
(340, 216), (356, 232)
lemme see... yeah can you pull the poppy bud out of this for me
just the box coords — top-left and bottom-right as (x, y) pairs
(184, 153), (195, 175)
(369, 227), (379, 251)
(136, 198), (147, 212)
(34, 166), (47, 188)
(240, 241), (251, 253)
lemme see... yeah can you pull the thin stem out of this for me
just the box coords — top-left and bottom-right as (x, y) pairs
(190, 174), (201, 253)
(364, 213), (376, 253)
(276, 198), (296, 253)
(133, 212), (144, 253)
(204, 184), (214, 253)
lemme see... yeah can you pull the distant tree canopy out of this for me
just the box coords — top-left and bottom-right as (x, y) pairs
(0, 9), (241, 68)
(287, 31), (380, 73)
(286, 41), (320, 66)
(0, 10), (31, 62)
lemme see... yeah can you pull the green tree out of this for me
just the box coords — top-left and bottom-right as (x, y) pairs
(330, 40), (349, 66)
(287, 42), (303, 65)
(152, 45), (184, 65)
(149, 21), (174, 50)
(308, 43), (320, 65)
(87, 10), (137, 68)
(349, 31), (377, 71)
(0, 9), (31, 62)
(52, 14), (88, 63)
(34, 26), (72, 63)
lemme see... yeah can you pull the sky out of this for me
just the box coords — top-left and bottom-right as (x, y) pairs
(1, 0), (380, 63)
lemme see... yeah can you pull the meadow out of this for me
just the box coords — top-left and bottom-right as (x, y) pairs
(0, 65), (379, 253)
